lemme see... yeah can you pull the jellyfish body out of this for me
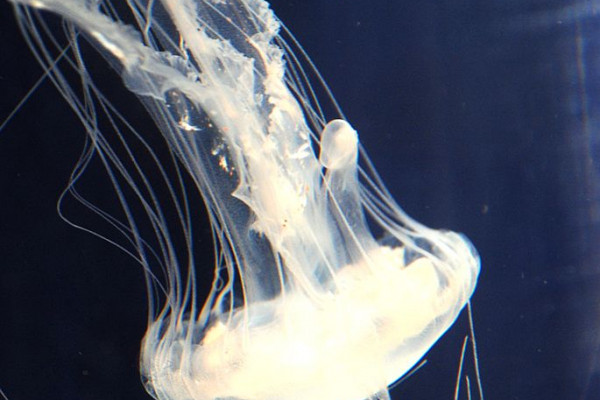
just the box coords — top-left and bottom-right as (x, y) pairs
(9, 1), (480, 400)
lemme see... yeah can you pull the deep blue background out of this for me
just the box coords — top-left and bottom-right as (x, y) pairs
(1, 1), (599, 399)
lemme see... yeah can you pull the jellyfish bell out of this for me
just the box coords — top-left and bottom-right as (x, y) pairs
(8, 1), (480, 400)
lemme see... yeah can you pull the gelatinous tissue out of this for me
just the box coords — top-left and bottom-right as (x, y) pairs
(8, 1), (480, 400)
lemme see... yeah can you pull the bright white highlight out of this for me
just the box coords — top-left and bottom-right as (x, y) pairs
(8, 1), (480, 400)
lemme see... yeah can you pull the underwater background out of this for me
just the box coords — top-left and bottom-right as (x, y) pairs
(0, 0), (599, 399)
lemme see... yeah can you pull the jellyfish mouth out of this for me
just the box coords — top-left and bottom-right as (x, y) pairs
(142, 244), (474, 400)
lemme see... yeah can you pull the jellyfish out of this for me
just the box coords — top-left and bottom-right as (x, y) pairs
(7, 1), (480, 400)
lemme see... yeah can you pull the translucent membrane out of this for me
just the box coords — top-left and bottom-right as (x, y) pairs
(9, 1), (480, 400)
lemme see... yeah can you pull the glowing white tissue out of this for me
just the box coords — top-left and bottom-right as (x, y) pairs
(9, 1), (480, 400)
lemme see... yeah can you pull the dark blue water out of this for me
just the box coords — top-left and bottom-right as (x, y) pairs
(1, 1), (599, 399)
